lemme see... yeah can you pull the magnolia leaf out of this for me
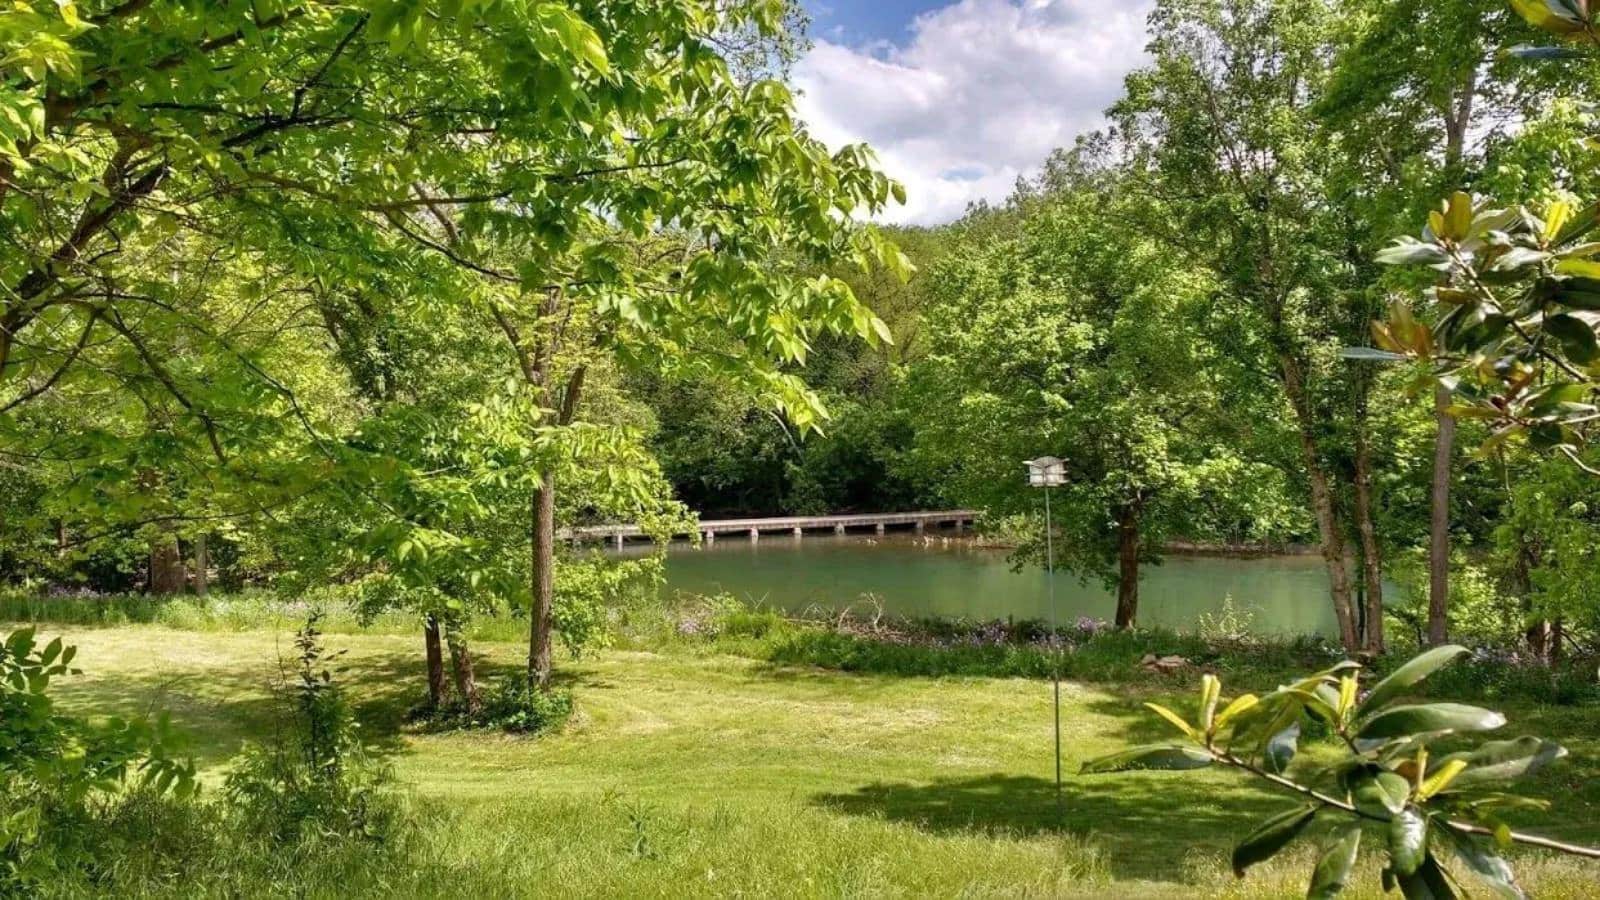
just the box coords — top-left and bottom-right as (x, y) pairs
(1359, 645), (1468, 715)
(1199, 674), (1222, 731)
(1440, 827), (1525, 900)
(1079, 744), (1213, 774)
(1389, 806), (1429, 876)
(1394, 853), (1460, 900)
(1417, 759), (1469, 801)
(1358, 704), (1506, 740)
(1510, 0), (1587, 34)
(1545, 313), (1600, 363)
(1353, 769), (1412, 816)
(1544, 200), (1575, 242)
(1446, 192), (1473, 241)
(1264, 721), (1299, 774)
(1231, 803), (1317, 877)
(1376, 239), (1449, 266)
(1144, 702), (1200, 741)
(1214, 693), (1259, 732)
(1436, 737), (1568, 790)
(1339, 346), (1409, 363)
(1554, 257), (1600, 278)
(1308, 823), (1362, 899)
(1506, 43), (1594, 58)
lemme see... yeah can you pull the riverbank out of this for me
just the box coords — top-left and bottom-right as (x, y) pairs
(6, 585), (1593, 705)
(24, 622), (1600, 897)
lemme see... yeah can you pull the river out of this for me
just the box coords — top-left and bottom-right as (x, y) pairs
(618, 533), (1389, 637)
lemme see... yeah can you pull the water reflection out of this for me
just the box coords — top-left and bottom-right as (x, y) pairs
(614, 533), (1386, 637)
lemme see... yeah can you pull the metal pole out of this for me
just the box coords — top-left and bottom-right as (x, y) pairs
(1045, 485), (1061, 821)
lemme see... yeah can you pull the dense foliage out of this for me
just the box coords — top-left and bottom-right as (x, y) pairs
(7, 0), (1600, 888)
(1, 627), (194, 889)
(1084, 645), (1592, 897)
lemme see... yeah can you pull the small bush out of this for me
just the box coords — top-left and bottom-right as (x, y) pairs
(409, 672), (574, 736)
(480, 673), (575, 734)
(0, 627), (196, 892)
(224, 614), (401, 844)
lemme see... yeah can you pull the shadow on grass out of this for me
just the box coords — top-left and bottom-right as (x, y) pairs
(52, 644), (613, 768)
(52, 650), (422, 766)
(813, 771), (1285, 883)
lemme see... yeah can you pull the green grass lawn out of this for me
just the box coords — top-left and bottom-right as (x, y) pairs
(28, 622), (1600, 898)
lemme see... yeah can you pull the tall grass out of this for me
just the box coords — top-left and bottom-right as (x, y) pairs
(0, 586), (526, 642)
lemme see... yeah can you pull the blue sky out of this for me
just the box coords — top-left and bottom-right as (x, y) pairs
(805, 0), (944, 45)
(791, 0), (1153, 225)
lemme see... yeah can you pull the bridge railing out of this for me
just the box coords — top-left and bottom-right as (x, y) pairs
(562, 510), (977, 544)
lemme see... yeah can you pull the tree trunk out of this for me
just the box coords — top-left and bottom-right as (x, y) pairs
(1353, 390), (1385, 654)
(529, 470), (556, 688)
(192, 533), (209, 596)
(54, 519), (67, 558)
(1114, 504), (1139, 630)
(446, 622), (480, 714)
(1527, 618), (1552, 666)
(1551, 617), (1565, 663)
(1279, 353), (1360, 651)
(1428, 384), (1455, 646)
(424, 614), (448, 710)
(148, 534), (185, 595)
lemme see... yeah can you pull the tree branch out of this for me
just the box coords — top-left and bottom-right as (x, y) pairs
(1213, 751), (1600, 859)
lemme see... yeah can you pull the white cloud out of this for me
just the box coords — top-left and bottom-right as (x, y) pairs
(793, 0), (1152, 225)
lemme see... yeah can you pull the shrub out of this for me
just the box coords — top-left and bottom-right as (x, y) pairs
(0, 627), (195, 891)
(224, 615), (400, 844)
(409, 671), (574, 736)
(479, 673), (575, 735)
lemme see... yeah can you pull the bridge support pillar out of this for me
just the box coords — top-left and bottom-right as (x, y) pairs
(954, 519), (964, 534)
(875, 523), (885, 535)
(704, 530), (714, 544)
(749, 528), (759, 543)
(834, 524), (845, 535)
(792, 527), (803, 538)
(914, 520), (924, 534)
(614, 534), (624, 549)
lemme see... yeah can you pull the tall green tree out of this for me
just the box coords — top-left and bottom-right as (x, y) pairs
(910, 178), (1293, 628)
(1113, 0), (1376, 651)
(1322, 0), (1545, 647)
(3, 0), (904, 692)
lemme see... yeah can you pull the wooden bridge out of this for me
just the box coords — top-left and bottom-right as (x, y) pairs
(565, 510), (978, 547)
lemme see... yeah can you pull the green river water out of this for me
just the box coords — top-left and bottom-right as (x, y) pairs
(622, 533), (1388, 637)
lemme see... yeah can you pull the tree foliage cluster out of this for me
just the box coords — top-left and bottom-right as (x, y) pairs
(1, 0), (904, 701)
(666, 0), (1600, 664)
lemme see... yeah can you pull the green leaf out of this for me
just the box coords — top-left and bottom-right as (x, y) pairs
(1395, 853), (1459, 900)
(1358, 704), (1506, 740)
(1545, 312), (1600, 364)
(1307, 824), (1361, 899)
(1417, 759), (1468, 800)
(1079, 744), (1213, 774)
(1554, 258), (1600, 278)
(1389, 806), (1428, 876)
(1231, 803), (1317, 877)
(1214, 693), (1259, 733)
(1359, 645), (1468, 715)
(1143, 701), (1200, 741)
(1445, 192), (1473, 241)
(1436, 737), (1568, 790)
(536, 4), (611, 74)
(1352, 769), (1412, 816)
(1440, 827), (1524, 899)
(1264, 721), (1299, 774)
(1199, 674), (1222, 731)
(1376, 239), (1449, 266)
